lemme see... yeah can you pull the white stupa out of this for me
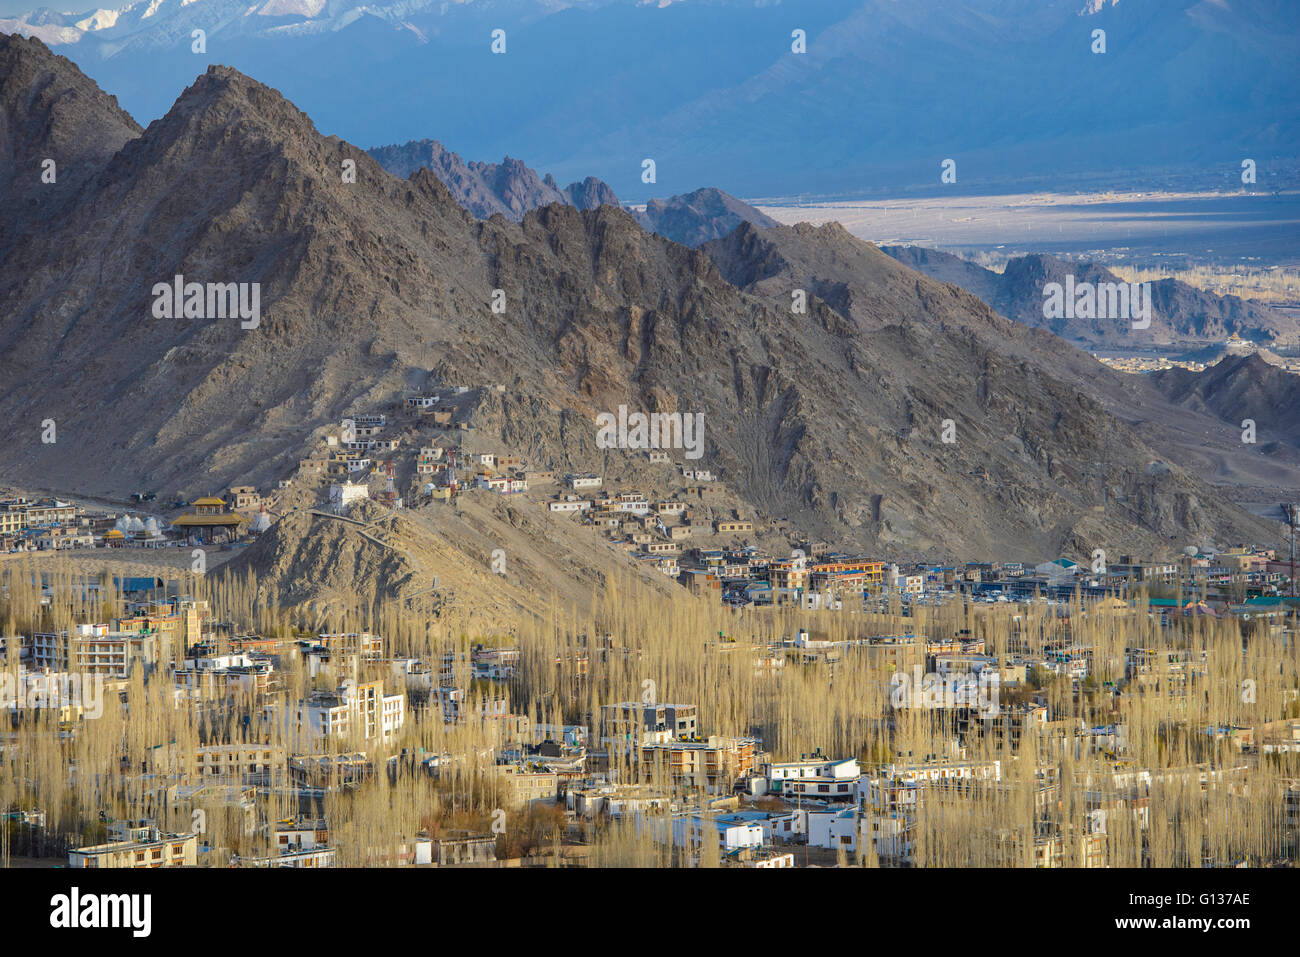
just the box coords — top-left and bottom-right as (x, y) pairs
(250, 508), (272, 534)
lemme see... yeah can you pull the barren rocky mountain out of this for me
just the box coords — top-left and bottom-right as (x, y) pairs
(703, 221), (1300, 529)
(367, 137), (620, 222)
(1150, 353), (1300, 450)
(0, 35), (1287, 579)
(634, 187), (778, 248)
(0, 34), (140, 251)
(881, 244), (1300, 349)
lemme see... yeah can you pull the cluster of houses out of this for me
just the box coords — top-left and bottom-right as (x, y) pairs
(0, 490), (277, 553)
(526, 538), (1293, 617)
(664, 545), (1295, 613)
(0, 497), (85, 552)
(6, 577), (1300, 867)
(213, 389), (1297, 617)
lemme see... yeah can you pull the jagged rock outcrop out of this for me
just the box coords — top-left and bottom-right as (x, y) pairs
(636, 187), (778, 248)
(368, 137), (620, 221)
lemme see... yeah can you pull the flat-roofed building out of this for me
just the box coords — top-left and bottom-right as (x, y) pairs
(292, 680), (405, 746)
(32, 625), (159, 678)
(767, 753), (861, 801)
(602, 701), (698, 740)
(69, 822), (197, 869)
(715, 521), (753, 534)
(640, 736), (756, 791)
(432, 831), (497, 866)
(192, 744), (285, 784)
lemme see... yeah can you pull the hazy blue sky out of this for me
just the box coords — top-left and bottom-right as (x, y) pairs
(0, 1), (56, 15)
(5, 0), (1297, 201)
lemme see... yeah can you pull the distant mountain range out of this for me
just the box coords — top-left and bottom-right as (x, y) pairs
(635, 188), (778, 248)
(368, 138), (620, 222)
(367, 139), (773, 247)
(880, 245), (1300, 350)
(3, 0), (1297, 198)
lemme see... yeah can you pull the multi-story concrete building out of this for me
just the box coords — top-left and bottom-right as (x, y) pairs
(292, 680), (405, 746)
(174, 654), (276, 700)
(640, 736), (756, 791)
(601, 701), (698, 740)
(31, 625), (159, 679)
(192, 744), (285, 784)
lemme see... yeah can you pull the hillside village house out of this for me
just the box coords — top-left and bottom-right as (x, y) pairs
(549, 498), (592, 514)
(679, 569), (723, 602)
(227, 486), (261, 509)
(478, 474), (528, 494)
(715, 520), (753, 533)
(654, 557), (680, 576)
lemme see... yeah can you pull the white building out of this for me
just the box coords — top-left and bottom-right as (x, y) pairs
(549, 499), (592, 513)
(807, 808), (914, 861)
(634, 813), (764, 853)
(292, 680), (404, 746)
(767, 754), (861, 801)
(328, 481), (369, 514)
